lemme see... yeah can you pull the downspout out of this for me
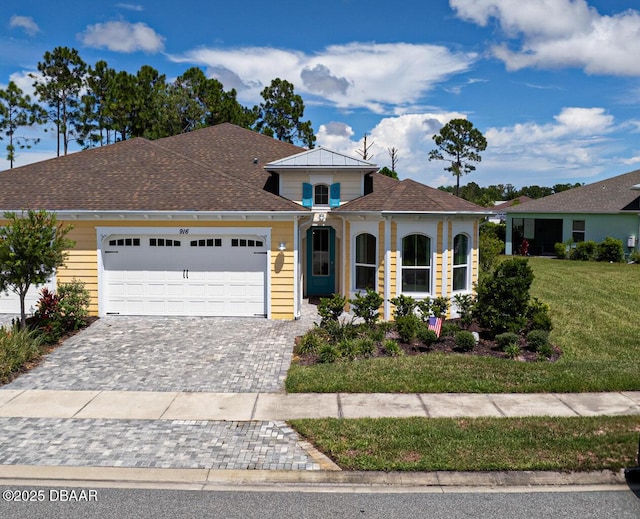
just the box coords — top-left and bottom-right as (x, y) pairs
(384, 215), (391, 321)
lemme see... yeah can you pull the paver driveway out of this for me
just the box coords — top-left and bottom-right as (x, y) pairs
(5, 314), (313, 393)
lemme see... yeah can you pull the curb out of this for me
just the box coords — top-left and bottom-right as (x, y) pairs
(0, 466), (632, 491)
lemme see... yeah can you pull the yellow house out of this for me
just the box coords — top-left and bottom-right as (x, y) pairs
(0, 123), (488, 320)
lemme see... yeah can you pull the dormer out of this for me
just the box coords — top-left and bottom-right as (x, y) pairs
(265, 148), (377, 209)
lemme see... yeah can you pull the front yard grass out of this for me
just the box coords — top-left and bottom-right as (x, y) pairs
(286, 258), (640, 393)
(290, 415), (640, 472)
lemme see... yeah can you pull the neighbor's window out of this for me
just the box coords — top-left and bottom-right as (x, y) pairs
(452, 233), (469, 291)
(572, 220), (585, 242)
(401, 234), (431, 293)
(355, 233), (376, 290)
(314, 184), (329, 205)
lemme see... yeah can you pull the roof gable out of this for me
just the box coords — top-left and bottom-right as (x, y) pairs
(266, 147), (376, 171)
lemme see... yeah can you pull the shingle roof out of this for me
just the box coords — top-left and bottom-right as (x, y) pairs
(508, 169), (640, 214)
(0, 124), (305, 212)
(493, 196), (532, 210)
(155, 123), (304, 189)
(335, 178), (487, 213)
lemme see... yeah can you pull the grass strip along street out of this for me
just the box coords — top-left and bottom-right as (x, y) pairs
(290, 416), (640, 472)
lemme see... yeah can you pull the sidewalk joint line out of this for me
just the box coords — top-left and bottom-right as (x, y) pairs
(416, 394), (431, 417)
(250, 393), (260, 421)
(486, 394), (507, 417)
(72, 390), (102, 418)
(550, 393), (580, 417)
(553, 394), (582, 417)
(159, 391), (181, 420)
(337, 393), (344, 419)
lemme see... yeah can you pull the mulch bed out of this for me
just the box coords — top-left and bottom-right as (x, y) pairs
(294, 319), (562, 365)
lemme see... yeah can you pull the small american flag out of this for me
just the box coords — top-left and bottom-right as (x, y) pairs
(427, 316), (442, 337)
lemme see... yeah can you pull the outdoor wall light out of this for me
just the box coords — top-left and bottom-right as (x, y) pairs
(278, 242), (286, 251)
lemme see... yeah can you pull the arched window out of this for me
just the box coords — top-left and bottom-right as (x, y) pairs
(401, 234), (431, 293)
(355, 233), (376, 290)
(453, 234), (469, 291)
(314, 184), (329, 205)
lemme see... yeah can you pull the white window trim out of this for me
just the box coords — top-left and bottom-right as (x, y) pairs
(452, 232), (471, 293)
(398, 232), (434, 298)
(353, 232), (377, 292)
(313, 183), (330, 208)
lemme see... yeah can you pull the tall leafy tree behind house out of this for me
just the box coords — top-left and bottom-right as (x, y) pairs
(32, 47), (87, 156)
(78, 60), (118, 148)
(131, 65), (168, 139)
(428, 118), (487, 197)
(256, 78), (316, 148)
(0, 210), (74, 328)
(0, 81), (46, 168)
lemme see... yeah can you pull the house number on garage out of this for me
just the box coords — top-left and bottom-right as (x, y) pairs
(179, 229), (189, 234)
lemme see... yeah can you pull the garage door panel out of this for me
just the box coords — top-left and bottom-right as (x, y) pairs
(103, 234), (267, 317)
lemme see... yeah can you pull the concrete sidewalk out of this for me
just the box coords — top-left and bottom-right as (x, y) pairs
(1, 389), (639, 420)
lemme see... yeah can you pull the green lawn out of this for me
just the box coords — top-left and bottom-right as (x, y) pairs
(290, 416), (640, 472)
(286, 258), (640, 393)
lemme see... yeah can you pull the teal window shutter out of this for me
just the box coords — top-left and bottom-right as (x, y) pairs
(329, 183), (341, 208)
(302, 183), (313, 207)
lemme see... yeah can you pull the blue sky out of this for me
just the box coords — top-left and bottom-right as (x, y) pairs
(1, 0), (639, 189)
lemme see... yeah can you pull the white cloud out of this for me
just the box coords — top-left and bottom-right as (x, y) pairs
(168, 43), (476, 111)
(9, 15), (39, 36)
(78, 21), (165, 53)
(316, 107), (630, 187)
(450, 0), (640, 76)
(115, 3), (144, 11)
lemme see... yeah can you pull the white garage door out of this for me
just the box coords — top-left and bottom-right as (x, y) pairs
(0, 277), (56, 315)
(102, 233), (268, 317)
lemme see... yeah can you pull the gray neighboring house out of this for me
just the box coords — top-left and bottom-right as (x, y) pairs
(505, 169), (640, 256)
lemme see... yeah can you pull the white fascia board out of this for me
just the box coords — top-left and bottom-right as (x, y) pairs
(51, 210), (309, 220)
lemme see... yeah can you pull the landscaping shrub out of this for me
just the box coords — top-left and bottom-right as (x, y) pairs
(382, 339), (402, 357)
(570, 240), (597, 261)
(295, 330), (324, 355)
(629, 250), (640, 263)
(537, 342), (555, 360)
(389, 294), (417, 319)
(474, 257), (534, 336)
(395, 314), (420, 344)
(416, 298), (432, 321)
(339, 339), (360, 360)
(554, 242), (568, 259)
(318, 343), (341, 363)
(453, 293), (475, 328)
(56, 279), (90, 331)
(355, 337), (376, 358)
(0, 328), (43, 381)
(455, 330), (476, 352)
(495, 332), (519, 352)
(431, 296), (450, 319)
(417, 327), (438, 346)
(321, 318), (356, 344)
(597, 237), (624, 263)
(440, 322), (460, 337)
(318, 294), (347, 325)
(504, 343), (521, 359)
(479, 222), (505, 275)
(526, 329), (550, 352)
(31, 280), (91, 344)
(350, 288), (383, 326)
(526, 297), (553, 332)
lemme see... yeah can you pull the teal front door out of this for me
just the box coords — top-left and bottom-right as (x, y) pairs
(306, 227), (336, 296)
